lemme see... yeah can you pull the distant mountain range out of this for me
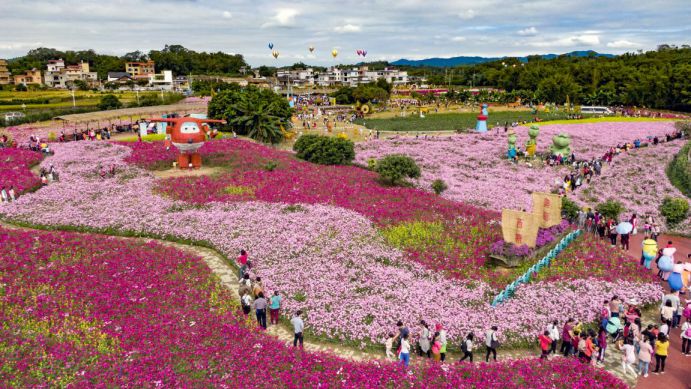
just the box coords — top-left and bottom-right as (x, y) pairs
(391, 51), (616, 67)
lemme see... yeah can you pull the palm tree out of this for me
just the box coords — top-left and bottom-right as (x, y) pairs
(230, 96), (286, 145)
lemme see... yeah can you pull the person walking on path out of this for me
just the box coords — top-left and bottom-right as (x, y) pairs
(547, 320), (560, 355)
(399, 333), (411, 367)
(241, 291), (252, 316)
(418, 320), (431, 358)
(460, 332), (474, 362)
(561, 318), (575, 356)
(681, 317), (691, 355)
(485, 326), (499, 362)
(385, 333), (396, 360)
(253, 292), (267, 329)
(269, 290), (281, 325)
(436, 323), (448, 362)
(539, 330), (553, 360)
(653, 333), (670, 374)
(619, 337), (637, 376)
(638, 338), (653, 377)
(597, 327), (608, 363)
(0, 186), (7, 203)
(291, 310), (304, 349)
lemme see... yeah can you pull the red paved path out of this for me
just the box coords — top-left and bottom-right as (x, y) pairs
(620, 233), (691, 389)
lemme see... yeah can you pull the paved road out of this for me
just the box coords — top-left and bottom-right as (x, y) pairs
(621, 233), (691, 389)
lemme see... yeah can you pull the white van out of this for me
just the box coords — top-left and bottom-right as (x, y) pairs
(580, 106), (613, 115)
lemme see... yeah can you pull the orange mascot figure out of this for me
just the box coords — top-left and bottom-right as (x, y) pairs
(146, 117), (226, 169)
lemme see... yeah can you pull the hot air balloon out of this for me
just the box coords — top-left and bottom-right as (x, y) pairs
(356, 49), (362, 56)
(309, 45), (315, 53)
(272, 50), (279, 59)
(362, 50), (367, 57)
(268, 43), (274, 50)
(331, 49), (338, 58)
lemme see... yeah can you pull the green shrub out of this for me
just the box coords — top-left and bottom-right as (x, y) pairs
(263, 160), (278, 171)
(660, 197), (689, 225)
(374, 154), (421, 185)
(596, 199), (624, 220)
(666, 140), (690, 197)
(431, 179), (448, 195)
(97, 94), (122, 110)
(293, 134), (355, 165)
(293, 134), (321, 154)
(561, 196), (580, 221)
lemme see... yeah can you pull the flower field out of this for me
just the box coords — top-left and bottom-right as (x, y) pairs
(355, 121), (678, 211)
(0, 141), (663, 348)
(0, 227), (626, 387)
(574, 140), (690, 232)
(0, 148), (42, 194)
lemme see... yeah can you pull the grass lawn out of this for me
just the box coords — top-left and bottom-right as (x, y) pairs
(354, 110), (583, 132)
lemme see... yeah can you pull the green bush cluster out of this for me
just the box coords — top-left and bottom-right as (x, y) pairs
(431, 179), (448, 195)
(666, 140), (690, 197)
(374, 154), (421, 185)
(561, 196), (581, 221)
(596, 199), (624, 220)
(293, 134), (355, 165)
(660, 197), (689, 225)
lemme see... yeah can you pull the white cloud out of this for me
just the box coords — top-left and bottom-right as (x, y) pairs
(261, 8), (299, 28)
(606, 40), (639, 48)
(222, 11), (232, 19)
(458, 9), (476, 20)
(529, 34), (600, 48)
(517, 26), (538, 36)
(334, 24), (361, 33)
(451, 36), (466, 42)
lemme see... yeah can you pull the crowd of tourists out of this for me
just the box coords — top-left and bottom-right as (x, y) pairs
(541, 294), (690, 378)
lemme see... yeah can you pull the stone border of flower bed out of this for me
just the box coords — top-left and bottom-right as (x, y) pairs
(492, 229), (582, 306)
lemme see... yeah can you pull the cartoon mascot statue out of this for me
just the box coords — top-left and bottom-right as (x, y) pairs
(147, 117), (226, 169)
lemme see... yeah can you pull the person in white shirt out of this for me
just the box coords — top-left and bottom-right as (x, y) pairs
(681, 317), (691, 355)
(291, 310), (304, 349)
(0, 186), (7, 203)
(547, 320), (560, 354)
(385, 333), (395, 360)
(8, 186), (15, 201)
(485, 326), (499, 362)
(399, 333), (410, 366)
(460, 332), (474, 362)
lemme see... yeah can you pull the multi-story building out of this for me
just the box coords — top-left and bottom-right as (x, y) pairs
(125, 61), (155, 78)
(313, 66), (408, 87)
(44, 59), (98, 88)
(13, 68), (42, 85)
(277, 68), (317, 87)
(0, 59), (11, 85)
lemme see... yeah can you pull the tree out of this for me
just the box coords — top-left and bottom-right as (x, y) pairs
(210, 85), (292, 144)
(73, 79), (89, 91)
(98, 94), (122, 110)
(374, 155), (421, 185)
(229, 97), (285, 144)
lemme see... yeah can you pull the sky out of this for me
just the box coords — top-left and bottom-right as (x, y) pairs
(1, 0), (689, 66)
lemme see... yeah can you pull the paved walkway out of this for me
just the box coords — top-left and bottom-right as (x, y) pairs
(621, 232), (691, 389)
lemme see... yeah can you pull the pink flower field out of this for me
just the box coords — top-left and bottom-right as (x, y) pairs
(574, 140), (690, 232)
(355, 121), (678, 211)
(0, 227), (626, 387)
(0, 148), (42, 194)
(0, 141), (662, 347)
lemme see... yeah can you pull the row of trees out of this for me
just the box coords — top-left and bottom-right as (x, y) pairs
(415, 47), (691, 111)
(7, 45), (248, 80)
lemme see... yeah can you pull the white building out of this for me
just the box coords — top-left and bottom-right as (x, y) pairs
(314, 66), (408, 87)
(149, 70), (174, 90)
(44, 59), (98, 88)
